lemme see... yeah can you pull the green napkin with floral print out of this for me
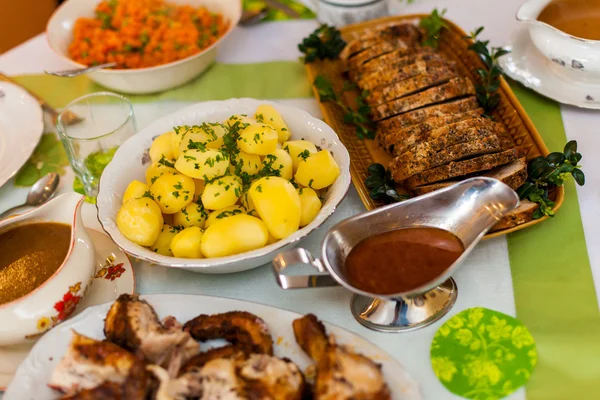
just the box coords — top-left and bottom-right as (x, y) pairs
(431, 307), (537, 399)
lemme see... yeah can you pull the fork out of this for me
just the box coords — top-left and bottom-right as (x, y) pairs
(0, 72), (83, 126)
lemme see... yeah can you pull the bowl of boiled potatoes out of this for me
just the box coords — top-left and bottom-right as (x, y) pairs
(96, 98), (351, 274)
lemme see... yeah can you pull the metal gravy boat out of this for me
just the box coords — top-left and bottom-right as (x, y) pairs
(273, 178), (519, 332)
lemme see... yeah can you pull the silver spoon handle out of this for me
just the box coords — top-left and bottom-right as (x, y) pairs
(45, 62), (117, 77)
(0, 203), (27, 220)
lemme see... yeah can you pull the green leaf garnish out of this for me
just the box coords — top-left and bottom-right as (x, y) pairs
(365, 163), (409, 204)
(420, 8), (448, 48)
(518, 140), (585, 219)
(298, 24), (346, 63)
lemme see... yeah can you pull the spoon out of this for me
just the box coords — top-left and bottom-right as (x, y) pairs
(240, 8), (270, 26)
(44, 62), (117, 78)
(0, 173), (60, 219)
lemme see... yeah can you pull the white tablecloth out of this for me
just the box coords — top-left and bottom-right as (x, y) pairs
(1, 1), (599, 398)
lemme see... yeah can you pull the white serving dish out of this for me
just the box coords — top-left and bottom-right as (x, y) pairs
(46, 0), (242, 94)
(97, 98), (351, 274)
(0, 81), (44, 188)
(5, 294), (421, 400)
(517, 0), (600, 80)
(0, 193), (96, 346)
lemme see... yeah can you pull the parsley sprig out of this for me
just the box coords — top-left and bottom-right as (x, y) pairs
(298, 25), (346, 63)
(466, 27), (509, 116)
(365, 163), (409, 204)
(518, 140), (585, 219)
(419, 8), (448, 48)
(314, 75), (376, 139)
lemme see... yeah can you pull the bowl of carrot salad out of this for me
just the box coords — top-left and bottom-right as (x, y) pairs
(47, 0), (241, 94)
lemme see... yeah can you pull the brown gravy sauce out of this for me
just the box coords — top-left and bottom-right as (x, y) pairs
(0, 223), (71, 305)
(345, 227), (464, 295)
(538, 0), (600, 40)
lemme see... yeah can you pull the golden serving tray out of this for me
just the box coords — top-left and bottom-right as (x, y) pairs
(304, 14), (564, 238)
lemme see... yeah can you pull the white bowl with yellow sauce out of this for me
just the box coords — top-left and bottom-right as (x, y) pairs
(0, 193), (96, 346)
(517, 0), (600, 79)
(96, 99), (351, 274)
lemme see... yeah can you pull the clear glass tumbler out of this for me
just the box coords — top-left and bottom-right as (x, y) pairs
(57, 92), (137, 198)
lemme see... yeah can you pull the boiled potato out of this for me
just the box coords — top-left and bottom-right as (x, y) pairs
(226, 114), (255, 128)
(231, 152), (262, 175)
(194, 179), (206, 196)
(150, 224), (179, 256)
(263, 149), (293, 180)
(171, 226), (204, 258)
(116, 198), (164, 246)
(205, 205), (246, 228)
(122, 180), (150, 204)
(201, 175), (242, 210)
(178, 124), (226, 153)
(249, 177), (301, 239)
(150, 173), (195, 214)
(146, 162), (178, 186)
(255, 104), (291, 143)
(267, 234), (278, 245)
(149, 133), (175, 163)
(298, 187), (322, 227)
(241, 192), (257, 217)
(295, 150), (340, 190)
(173, 200), (208, 229)
(237, 124), (278, 155)
(283, 140), (318, 172)
(201, 214), (268, 258)
(170, 130), (183, 159)
(175, 149), (229, 180)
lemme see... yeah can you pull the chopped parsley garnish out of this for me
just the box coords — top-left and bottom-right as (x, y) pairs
(184, 154), (197, 161)
(256, 185), (263, 193)
(174, 182), (183, 190)
(142, 190), (154, 199)
(298, 150), (311, 161)
(216, 209), (243, 219)
(158, 155), (175, 168)
(172, 191), (180, 198)
(308, 179), (314, 188)
(255, 113), (265, 123)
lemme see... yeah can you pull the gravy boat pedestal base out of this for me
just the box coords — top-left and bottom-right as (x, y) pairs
(350, 278), (457, 332)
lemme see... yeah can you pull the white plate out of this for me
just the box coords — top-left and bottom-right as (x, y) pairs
(5, 294), (421, 400)
(500, 26), (600, 109)
(0, 228), (134, 390)
(0, 82), (44, 187)
(96, 98), (351, 274)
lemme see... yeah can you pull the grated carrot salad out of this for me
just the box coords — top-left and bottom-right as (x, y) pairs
(68, 0), (229, 69)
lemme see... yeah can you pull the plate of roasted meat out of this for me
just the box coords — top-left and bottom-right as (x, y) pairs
(5, 294), (421, 399)
(304, 15), (564, 237)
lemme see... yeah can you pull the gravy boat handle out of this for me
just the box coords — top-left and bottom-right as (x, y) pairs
(272, 248), (339, 289)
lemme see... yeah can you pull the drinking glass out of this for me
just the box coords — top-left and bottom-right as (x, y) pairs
(57, 92), (137, 199)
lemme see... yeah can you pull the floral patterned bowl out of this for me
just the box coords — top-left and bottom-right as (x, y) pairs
(0, 193), (96, 346)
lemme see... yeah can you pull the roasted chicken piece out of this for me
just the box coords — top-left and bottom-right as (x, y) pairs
(104, 294), (199, 375)
(184, 311), (273, 355)
(293, 314), (390, 400)
(150, 353), (305, 400)
(181, 345), (249, 373)
(60, 359), (148, 400)
(49, 332), (148, 399)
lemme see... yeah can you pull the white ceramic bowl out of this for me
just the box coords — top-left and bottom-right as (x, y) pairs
(46, 0), (242, 94)
(0, 193), (96, 346)
(97, 99), (351, 274)
(517, 0), (600, 79)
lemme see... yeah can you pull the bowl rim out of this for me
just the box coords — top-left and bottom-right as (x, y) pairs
(45, 0), (242, 74)
(96, 98), (352, 271)
(0, 195), (83, 310)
